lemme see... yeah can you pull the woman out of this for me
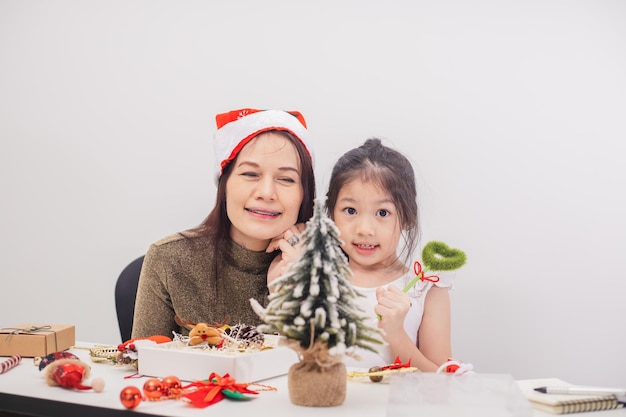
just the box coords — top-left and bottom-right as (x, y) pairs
(131, 108), (316, 338)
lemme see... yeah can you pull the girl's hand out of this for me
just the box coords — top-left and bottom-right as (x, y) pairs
(266, 224), (305, 288)
(374, 285), (411, 334)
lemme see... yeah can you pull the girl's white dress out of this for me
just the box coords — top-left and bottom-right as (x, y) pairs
(344, 270), (455, 368)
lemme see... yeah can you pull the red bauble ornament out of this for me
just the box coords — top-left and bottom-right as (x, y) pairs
(143, 378), (163, 400)
(120, 386), (143, 409)
(53, 362), (87, 389)
(161, 375), (182, 395)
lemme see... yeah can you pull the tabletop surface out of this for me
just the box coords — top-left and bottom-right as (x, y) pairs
(1, 343), (624, 417)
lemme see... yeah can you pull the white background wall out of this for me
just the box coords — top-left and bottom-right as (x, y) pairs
(1, 1), (625, 387)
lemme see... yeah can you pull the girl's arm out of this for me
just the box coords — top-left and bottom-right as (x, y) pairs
(417, 286), (452, 365)
(377, 286), (452, 372)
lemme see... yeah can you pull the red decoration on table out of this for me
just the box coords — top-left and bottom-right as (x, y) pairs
(142, 375), (183, 400)
(435, 357), (475, 375)
(115, 334), (172, 367)
(44, 359), (105, 392)
(142, 378), (164, 400)
(120, 386), (143, 409)
(0, 355), (22, 374)
(119, 376), (185, 409)
(182, 372), (258, 407)
(37, 351), (79, 371)
(380, 356), (412, 371)
(117, 335), (172, 352)
(161, 375), (182, 392)
(119, 373), (266, 410)
(40, 351), (105, 392)
(51, 360), (91, 389)
(445, 362), (460, 373)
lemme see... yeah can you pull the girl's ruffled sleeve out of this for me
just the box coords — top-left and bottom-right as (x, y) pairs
(433, 271), (456, 290)
(410, 270), (456, 297)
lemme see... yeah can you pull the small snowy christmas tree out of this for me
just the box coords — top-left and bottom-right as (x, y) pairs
(250, 198), (381, 355)
(250, 198), (381, 406)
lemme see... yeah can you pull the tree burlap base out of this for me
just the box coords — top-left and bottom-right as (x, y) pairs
(286, 340), (346, 407)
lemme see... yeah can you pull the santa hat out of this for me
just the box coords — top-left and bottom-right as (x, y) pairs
(214, 108), (314, 180)
(44, 358), (105, 392)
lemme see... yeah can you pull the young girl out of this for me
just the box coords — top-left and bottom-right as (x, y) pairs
(132, 108), (316, 339)
(325, 138), (454, 372)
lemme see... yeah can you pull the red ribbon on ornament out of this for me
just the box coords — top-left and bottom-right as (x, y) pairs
(181, 373), (258, 407)
(414, 261), (439, 283)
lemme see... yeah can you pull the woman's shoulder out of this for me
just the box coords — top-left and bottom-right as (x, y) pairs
(152, 232), (187, 247)
(143, 231), (218, 270)
(149, 231), (215, 254)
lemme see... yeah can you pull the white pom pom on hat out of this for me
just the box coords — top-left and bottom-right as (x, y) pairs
(214, 108), (314, 180)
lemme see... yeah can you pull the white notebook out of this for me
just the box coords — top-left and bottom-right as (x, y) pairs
(516, 378), (624, 414)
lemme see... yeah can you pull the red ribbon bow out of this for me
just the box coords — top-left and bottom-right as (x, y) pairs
(414, 261), (440, 283)
(182, 373), (258, 407)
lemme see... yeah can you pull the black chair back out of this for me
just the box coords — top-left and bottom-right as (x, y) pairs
(114, 255), (144, 342)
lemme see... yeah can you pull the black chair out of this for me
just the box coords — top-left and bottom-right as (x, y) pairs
(115, 255), (144, 342)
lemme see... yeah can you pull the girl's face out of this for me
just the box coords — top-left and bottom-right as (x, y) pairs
(333, 178), (403, 272)
(226, 132), (304, 251)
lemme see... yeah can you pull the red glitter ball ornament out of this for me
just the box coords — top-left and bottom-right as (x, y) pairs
(53, 362), (88, 389)
(161, 376), (182, 395)
(120, 386), (143, 409)
(143, 378), (163, 400)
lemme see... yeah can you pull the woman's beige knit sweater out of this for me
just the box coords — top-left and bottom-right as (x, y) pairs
(131, 232), (276, 339)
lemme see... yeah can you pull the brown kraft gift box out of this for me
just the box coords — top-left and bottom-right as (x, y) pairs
(0, 324), (75, 357)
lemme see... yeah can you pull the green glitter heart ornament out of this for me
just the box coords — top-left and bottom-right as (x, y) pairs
(402, 241), (467, 293)
(421, 241), (466, 271)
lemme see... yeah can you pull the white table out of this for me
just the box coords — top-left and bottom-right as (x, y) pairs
(0, 344), (624, 417)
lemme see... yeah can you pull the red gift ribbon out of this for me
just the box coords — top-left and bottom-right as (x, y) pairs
(182, 373), (258, 407)
(413, 261), (439, 283)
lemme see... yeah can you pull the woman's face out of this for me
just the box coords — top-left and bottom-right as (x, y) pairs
(226, 132), (304, 251)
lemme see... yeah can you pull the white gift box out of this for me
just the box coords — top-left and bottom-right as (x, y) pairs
(137, 338), (300, 382)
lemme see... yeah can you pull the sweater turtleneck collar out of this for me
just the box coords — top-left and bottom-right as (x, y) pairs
(223, 238), (277, 274)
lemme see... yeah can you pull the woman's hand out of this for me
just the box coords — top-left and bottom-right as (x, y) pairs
(266, 223), (306, 288)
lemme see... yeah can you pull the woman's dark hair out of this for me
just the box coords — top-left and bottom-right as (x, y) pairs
(325, 138), (419, 263)
(189, 130), (316, 248)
